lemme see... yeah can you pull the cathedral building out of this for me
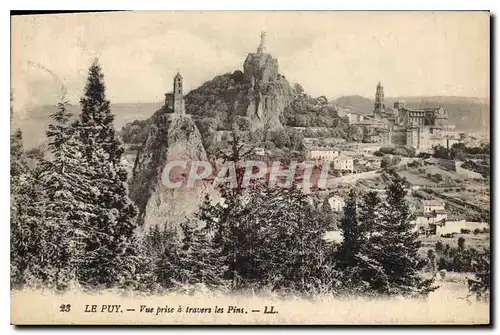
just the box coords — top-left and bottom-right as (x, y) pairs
(396, 104), (448, 128)
(391, 101), (457, 151)
(366, 82), (456, 152)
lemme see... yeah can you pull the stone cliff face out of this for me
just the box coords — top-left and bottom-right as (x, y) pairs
(184, 48), (294, 132)
(243, 53), (279, 83)
(129, 110), (213, 231)
(242, 52), (294, 131)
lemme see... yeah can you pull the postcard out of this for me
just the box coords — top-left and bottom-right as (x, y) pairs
(10, 10), (490, 325)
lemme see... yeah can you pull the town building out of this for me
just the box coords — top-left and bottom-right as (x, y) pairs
(424, 208), (447, 224)
(359, 156), (382, 169)
(422, 200), (446, 213)
(435, 220), (489, 236)
(364, 130), (380, 143)
(307, 148), (340, 161)
(364, 128), (392, 144)
(414, 199), (487, 236)
(341, 142), (382, 155)
(328, 195), (345, 212)
(422, 200), (445, 213)
(253, 147), (265, 156)
(417, 217), (488, 236)
(406, 126), (431, 151)
(336, 106), (351, 117)
(332, 156), (354, 172)
(346, 112), (365, 124)
(415, 200), (448, 235)
(432, 124), (458, 138)
(357, 84), (459, 151)
(352, 116), (391, 129)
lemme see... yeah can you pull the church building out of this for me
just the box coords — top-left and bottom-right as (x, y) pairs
(164, 72), (185, 114)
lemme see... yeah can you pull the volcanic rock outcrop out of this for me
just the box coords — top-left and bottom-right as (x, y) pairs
(129, 110), (211, 230)
(184, 31), (295, 131)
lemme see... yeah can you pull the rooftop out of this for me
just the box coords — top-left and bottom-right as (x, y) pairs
(424, 208), (447, 216)
(306, 147), (339, 151)
(422, 200), (446, 206)
(334, 156), (353, 161)
(401, 106), (442, 112)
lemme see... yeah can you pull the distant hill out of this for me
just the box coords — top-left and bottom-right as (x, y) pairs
(332, 95), (374, 116)
(12, 102), (162, 149)
(332, 95), (490, 132)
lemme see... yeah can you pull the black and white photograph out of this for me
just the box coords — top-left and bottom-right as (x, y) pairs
(9, 10), (491, 325)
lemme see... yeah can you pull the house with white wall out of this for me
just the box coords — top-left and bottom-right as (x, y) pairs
(328, 195), (345, 212)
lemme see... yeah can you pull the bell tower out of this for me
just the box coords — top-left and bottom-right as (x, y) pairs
(374, 81), (385, 117)
(173, 72), (185, 114)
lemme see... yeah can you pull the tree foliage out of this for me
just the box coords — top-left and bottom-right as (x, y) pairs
(467, 250), (490, 301)
(10, 128), (41, 288)
(72, 59), (142, 289)
(336, 175), (437, 297)
(11, 60), (146, 291)
(374, 173), (437, 296)
(33, 100), (94, 290)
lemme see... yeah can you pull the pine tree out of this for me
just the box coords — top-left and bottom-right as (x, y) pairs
(241, 186), (337, 294)
(10, 128), (39, 288)
(458, 237), (465, 251)
(195, 183), (338, 294)
(198, 194), (223, 235)
(142, 225), (181, 291)
(356, 191), (388, 295)
(10, 91), (49, 288)
(468, 249), (490, 301)
(76, 59), (123, 166)
(214, 125), (255, 290)
(74, 59), (141, 289)
(426, 249), (437, 275)
(177, 220), (228, 290)
(335, 190), (386, 294)
(33, 100), (97, 290)
(358, 191), (381, 237)
(320, 197), (336, 230)
(376, 173), (437, 296)
(336, 190), (361, 268)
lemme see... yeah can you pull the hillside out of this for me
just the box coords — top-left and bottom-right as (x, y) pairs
(332, 95), (374, 116)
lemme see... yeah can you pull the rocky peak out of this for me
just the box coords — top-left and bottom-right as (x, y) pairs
(241, 32), (294, 131)
(129, 110), (210, 230)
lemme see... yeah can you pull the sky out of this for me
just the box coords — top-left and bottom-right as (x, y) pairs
(11, 11), (490, 115)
